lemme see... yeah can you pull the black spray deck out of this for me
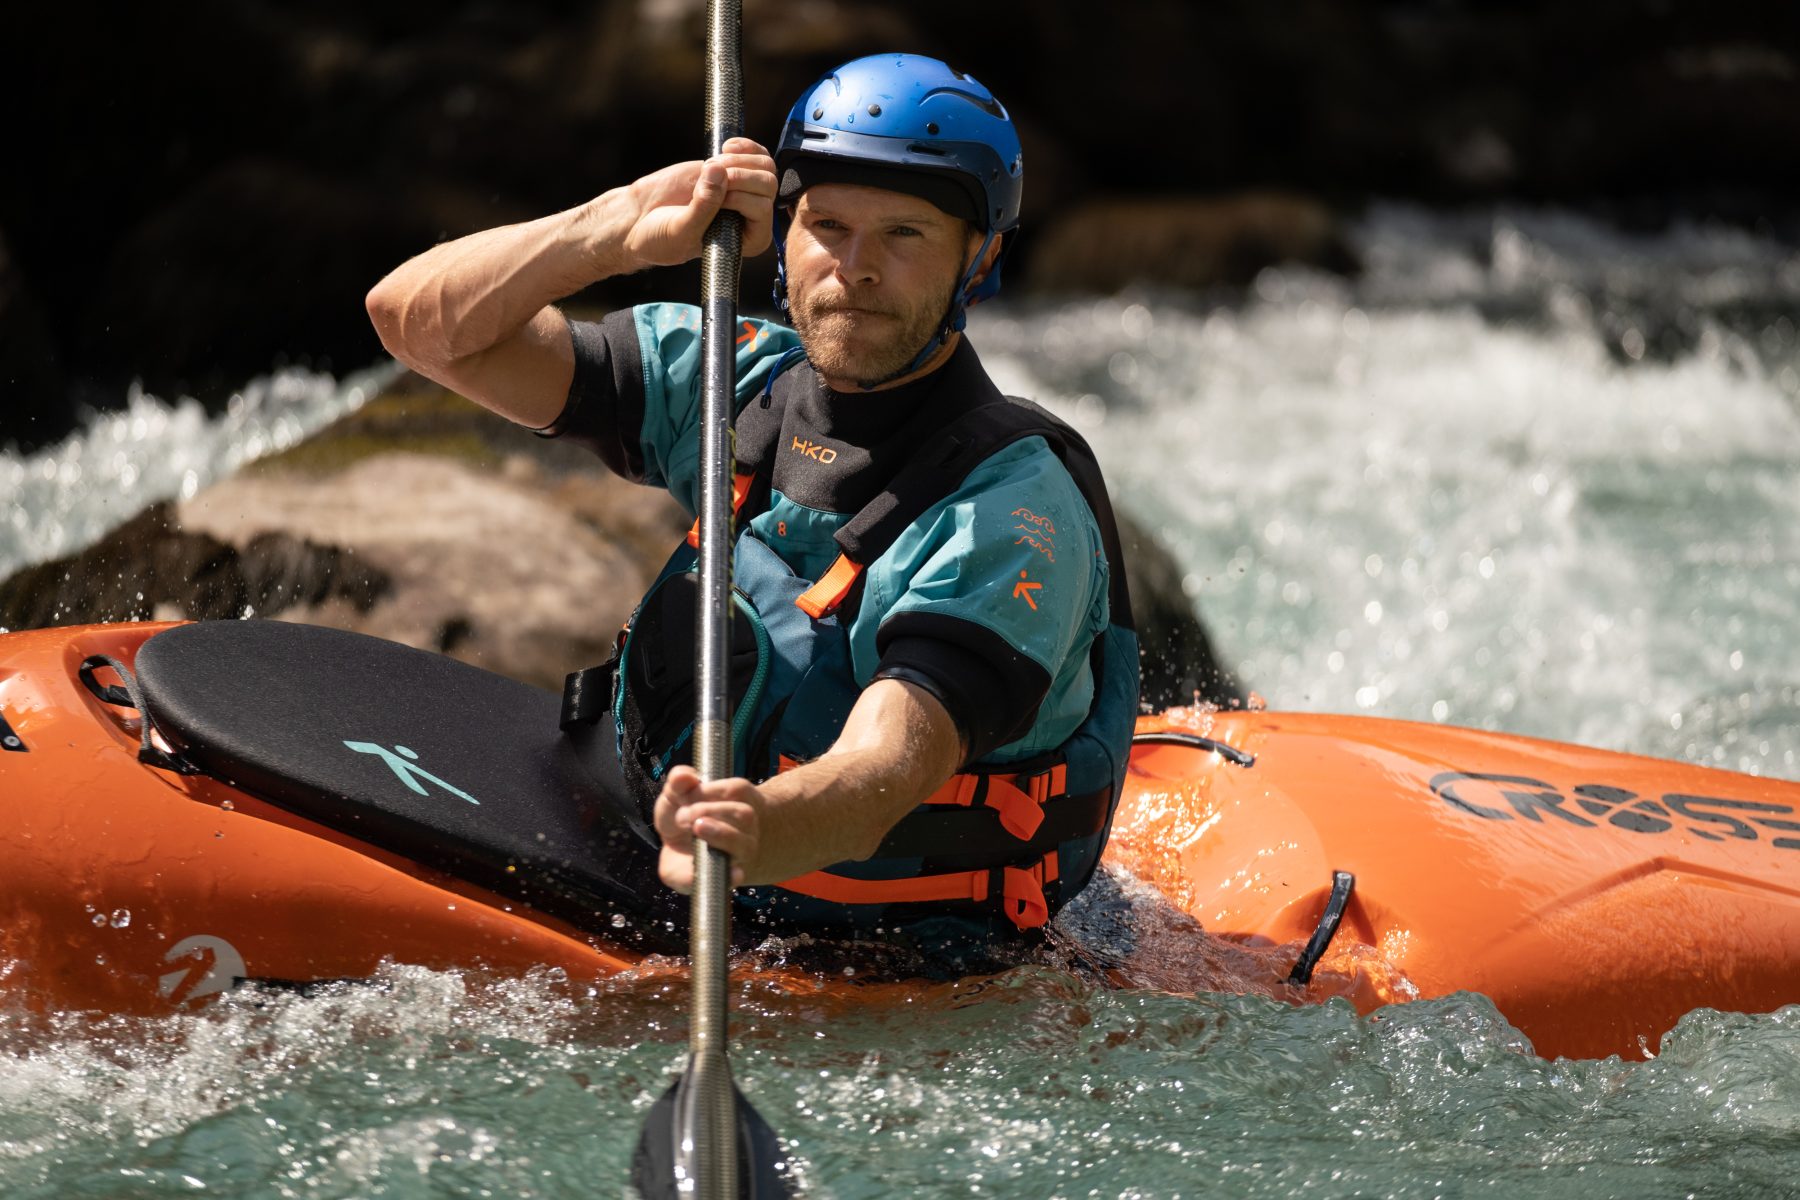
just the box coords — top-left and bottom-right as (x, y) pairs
(133, 621), (660, 940)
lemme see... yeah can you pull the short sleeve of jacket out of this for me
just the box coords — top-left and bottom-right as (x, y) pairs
(544, 303), (802, 513)
(867, 438), (1111, 760)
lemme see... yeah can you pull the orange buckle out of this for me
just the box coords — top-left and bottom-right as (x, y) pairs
(794, 553), (863, 619)
(982, 776), (1046, 841)
(686, 471), (756, 548)
(1001, 852), (1060, 930)
(923, 765), (1069, 841)
(923, 774), (982, 808)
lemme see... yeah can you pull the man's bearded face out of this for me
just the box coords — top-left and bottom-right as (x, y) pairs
(782, 184), (978, 388)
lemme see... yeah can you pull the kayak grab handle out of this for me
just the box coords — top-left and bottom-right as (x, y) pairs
(78, 655), (199, 776)
(1286, 870), (1356, 986)
(1130, 731), (1255, 767)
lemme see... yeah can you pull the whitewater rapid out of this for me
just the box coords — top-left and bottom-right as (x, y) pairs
(3, 203), (1799, 1199)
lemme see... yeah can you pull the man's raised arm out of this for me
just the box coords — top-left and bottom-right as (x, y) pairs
(363, 138), (777, 429)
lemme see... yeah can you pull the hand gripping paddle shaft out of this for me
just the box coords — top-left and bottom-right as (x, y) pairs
(630, 0), (790, 1196)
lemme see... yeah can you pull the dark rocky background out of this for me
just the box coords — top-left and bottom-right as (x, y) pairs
(5, 0), (1799, 450)
(2, 0), (1796, 706)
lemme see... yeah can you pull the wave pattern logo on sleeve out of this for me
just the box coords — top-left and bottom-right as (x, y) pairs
(1011, 507), (1057, 562)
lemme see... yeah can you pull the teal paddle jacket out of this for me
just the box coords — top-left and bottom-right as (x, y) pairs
(547, 303), (1139, 941)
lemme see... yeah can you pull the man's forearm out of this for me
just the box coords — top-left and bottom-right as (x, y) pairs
(744, 678), (965, 884)
(363, 189), (638, 426)
(750, 747), (941, 883)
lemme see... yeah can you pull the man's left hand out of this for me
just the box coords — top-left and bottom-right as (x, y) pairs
(653, 765), (763, 892)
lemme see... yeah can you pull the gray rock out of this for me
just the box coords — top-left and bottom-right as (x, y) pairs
(0, 501), (387, 633)
(1024, 193), (1358, 294)
(175, 451), (678, 693)
(1118, 511), (1244, 711)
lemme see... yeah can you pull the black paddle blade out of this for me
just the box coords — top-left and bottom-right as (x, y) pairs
(631, 1068), (793, 1198)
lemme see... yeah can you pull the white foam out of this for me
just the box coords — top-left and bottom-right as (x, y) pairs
(0, 362), (399, 580)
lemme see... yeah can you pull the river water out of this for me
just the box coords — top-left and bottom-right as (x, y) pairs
(2, 205), (1798, 1197)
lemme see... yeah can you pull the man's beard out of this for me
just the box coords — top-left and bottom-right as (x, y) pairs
(787, 273), (956, 388)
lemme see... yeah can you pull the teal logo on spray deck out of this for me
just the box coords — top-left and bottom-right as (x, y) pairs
(344, 741), (482, 805)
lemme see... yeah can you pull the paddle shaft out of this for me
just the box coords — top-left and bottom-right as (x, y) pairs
(689, 0), (744, 1195)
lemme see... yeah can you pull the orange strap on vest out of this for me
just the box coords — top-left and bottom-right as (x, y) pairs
(686, 472), (756, 549)
(775, 759), (1068, 844)
(778, 852), (1060, 931)
(794, 553), (863, 618)
(920, 765), (1067, 841)
(688, 494), (863, 620)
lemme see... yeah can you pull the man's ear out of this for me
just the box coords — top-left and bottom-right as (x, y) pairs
(965, 229), (1004, 293)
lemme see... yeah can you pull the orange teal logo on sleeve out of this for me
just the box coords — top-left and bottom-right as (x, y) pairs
(1013, 570), (1042, 610)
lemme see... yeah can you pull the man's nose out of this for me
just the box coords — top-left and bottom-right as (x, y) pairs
(832, 232), (881, 287)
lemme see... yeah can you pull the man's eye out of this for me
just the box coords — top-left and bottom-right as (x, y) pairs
(891, 226), (921, 237)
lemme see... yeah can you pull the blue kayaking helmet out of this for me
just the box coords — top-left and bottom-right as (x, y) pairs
(772, 54), (1023, 383)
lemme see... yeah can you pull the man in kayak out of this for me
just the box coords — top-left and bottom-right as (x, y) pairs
(367, 54), (1138, 952)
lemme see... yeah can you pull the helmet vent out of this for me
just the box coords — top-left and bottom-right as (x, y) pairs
(920, 86), (1005, 119)
(868, 104), (882, 117)
(926, 122), (940, 135)
(907, 143), (948, 157)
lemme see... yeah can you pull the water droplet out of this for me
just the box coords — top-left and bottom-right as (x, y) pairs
(611, 913), (627, 928)
(110, 909), (131, 928)
(91, 912), (107, 927)
(219, 798), (235, 812)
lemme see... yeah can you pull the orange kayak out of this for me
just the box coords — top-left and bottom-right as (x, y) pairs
(3, 621), (1796, 1059)
(1117, 708), (1800, 1059)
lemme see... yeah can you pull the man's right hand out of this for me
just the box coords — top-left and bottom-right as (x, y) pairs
(618, 137), (777, 269)
(365, 137), (777, 431)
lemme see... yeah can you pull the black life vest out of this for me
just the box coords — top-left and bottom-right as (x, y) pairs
(563, 368), (1140, 941)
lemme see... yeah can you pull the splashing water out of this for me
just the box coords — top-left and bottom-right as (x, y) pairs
(981, 203), (1800, 781)
(0, 363), (398, 584)
(3, 964), (1797, 1198)
(3, 205), (1799, 1196)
